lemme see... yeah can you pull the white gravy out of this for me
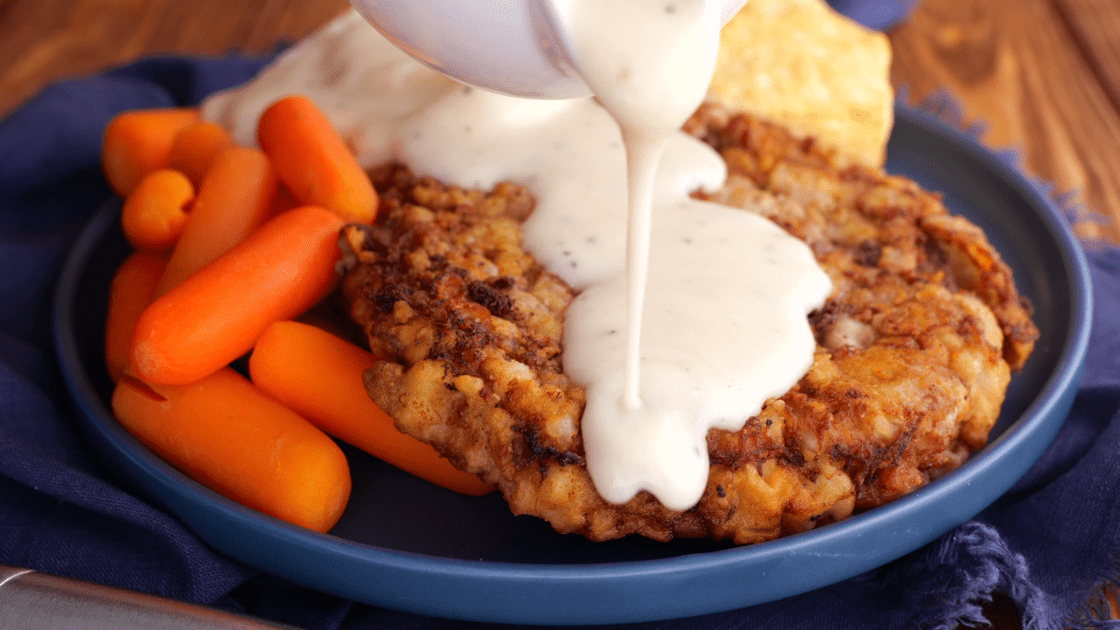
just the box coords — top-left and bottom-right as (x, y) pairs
(203, 7), (833, 512)
(568, 0), (725, 411)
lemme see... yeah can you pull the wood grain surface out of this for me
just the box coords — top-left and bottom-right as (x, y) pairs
(0, 0), (1116, 627)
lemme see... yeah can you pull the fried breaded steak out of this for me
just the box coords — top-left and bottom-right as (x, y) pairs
(339, 105), (1039, 545)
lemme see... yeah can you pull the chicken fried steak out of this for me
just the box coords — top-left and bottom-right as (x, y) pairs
(339, 106), (1039, 545)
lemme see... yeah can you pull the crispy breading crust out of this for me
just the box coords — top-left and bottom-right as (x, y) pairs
(340, 107), (1039, 544)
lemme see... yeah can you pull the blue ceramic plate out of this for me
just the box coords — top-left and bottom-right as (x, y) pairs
(53, 105), (1092, 625)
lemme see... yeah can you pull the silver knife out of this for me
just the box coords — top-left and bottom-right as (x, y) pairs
(0, 565), (304, 629)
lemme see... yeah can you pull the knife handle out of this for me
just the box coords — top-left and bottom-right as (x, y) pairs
(0, 565), (303, 630)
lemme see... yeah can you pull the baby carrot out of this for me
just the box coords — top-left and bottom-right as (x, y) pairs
(104, 251), (167, 383)
(112, 367), (351, 533)
(155, 146), (277, 295)
(130, 205), (345, 386)
(250, 321), (495, 496)
(256, 95), (377, 224)
(167, 120), (235, 188)
(102, 108), (201, 197)
(120, 169), (194, 251)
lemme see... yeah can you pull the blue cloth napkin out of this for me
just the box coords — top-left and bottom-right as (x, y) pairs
(828, 0), (917, 30)
(3, 14), (1120, 630)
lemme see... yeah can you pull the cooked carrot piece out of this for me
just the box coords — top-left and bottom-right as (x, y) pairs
(250, 321), (496, 496)
(120, 169), (194, 252)
(257, 95), (377, 224)
(167, 120), (234, 188)
(130, 205), (345, 386)
(104, 251), (168, 383)
(102, 108), (201, 197)
(155, 146), (277, 295)
(112, 367), (351, 532)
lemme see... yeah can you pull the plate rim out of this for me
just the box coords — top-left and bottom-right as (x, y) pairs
(51, 103), (1094, 625)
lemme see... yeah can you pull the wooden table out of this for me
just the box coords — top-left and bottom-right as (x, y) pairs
(0, 0), (1115, 627)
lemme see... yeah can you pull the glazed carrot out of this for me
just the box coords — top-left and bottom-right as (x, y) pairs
(102, 108), (201, 197)
(104, 251), (168, 383)
(130, 205), (345, 386)
(120, 169), (194, 251)
(250, 321), (496, 496)
(155, 146), (277, 295)
(112, 367), (351, 532)
(167, 120), (234, 188)
(257, 95), (377, 224)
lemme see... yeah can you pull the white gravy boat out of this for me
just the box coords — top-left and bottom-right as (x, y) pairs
(348, 0), (748, 99)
